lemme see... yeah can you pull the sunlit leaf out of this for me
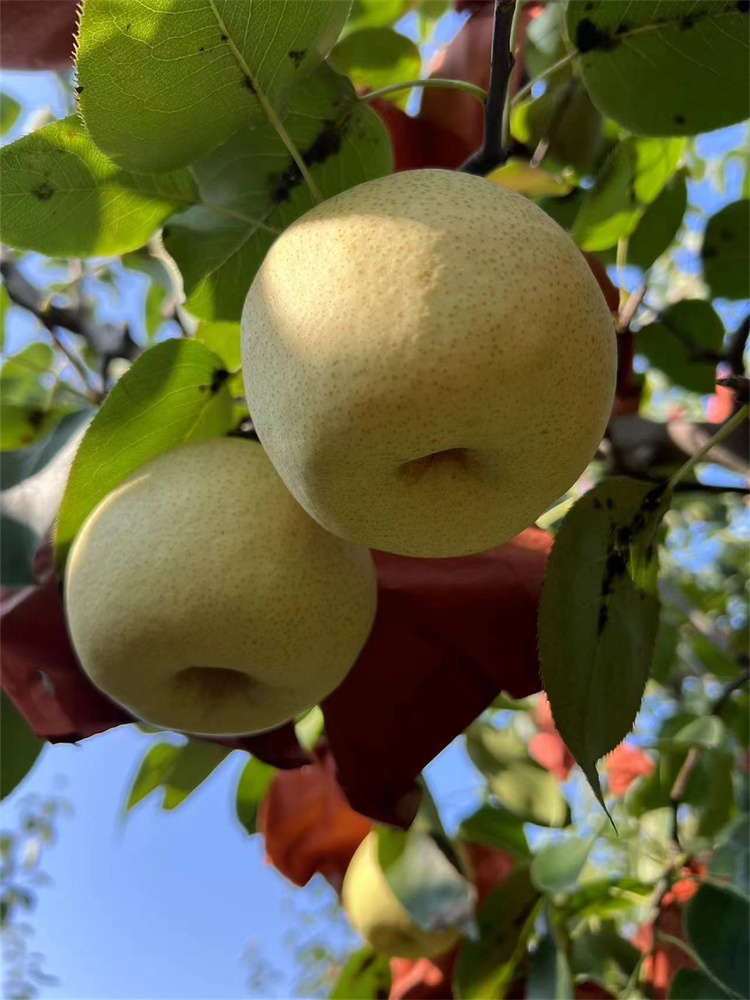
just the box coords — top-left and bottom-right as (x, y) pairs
(0, 117), (196, 257)
(77, 0), (350, 172)
(567, 1), (749, 136)
(164, 63), (391, 321)
(55, 339), (233, 568)
(329, 28), (420, 109)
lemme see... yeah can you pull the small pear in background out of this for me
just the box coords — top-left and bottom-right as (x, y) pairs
(342, 831), (462, 960)
(65, 438), (377, 736)
(242, 168), (616, 558)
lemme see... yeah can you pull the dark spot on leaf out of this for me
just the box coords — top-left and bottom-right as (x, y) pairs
(617, 525), (632, 546)
(126, 22), (131, 31)
(243, 77), (256, 93)
(575, 18), (618, 53)
(199, 46), (205, 52)
(606, 549), (628, 579)
(674, 114), (686, 125)
(642, 485), (665, 512)
(597, 604), (609, 634)
(220, 33), (228, 41)
(631, 511), (646, 535)
(27, 409), (45, 430)
(720, 229), (734, 240)
(703, 246), (717, 259)
(736, 0), (749, 13)
(615, 22), (629, 34)
(680, 16), (694, 28)
(288, 48), (306, 67)
(606, 497), (614, 510)
(645, 543), (655, 563)
(593, 498), (602, 510)
(209, 369), (230, 394)
(75, 85), (84, 94)
(33, 182), (54, 202)
(271, 119), (344, 203)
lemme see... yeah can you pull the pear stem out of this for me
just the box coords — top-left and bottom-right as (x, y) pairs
(461, 0), (519, 176)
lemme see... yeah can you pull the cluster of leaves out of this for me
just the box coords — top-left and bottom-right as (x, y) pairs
(0, 792), (70, 1000)
(0, 0), (748, 997)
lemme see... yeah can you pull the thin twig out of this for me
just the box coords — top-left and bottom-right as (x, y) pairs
(359, 78), (487, 106)
(1, 251), (139, 387)
(461, 0), (517, 176)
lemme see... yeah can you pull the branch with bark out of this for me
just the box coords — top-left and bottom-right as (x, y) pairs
(461, 0), (517, 175)
(0, 251), (139, 393)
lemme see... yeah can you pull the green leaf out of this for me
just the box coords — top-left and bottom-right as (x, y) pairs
(539, 478), (669, 815)
(144, 284), (166, 341)
(330, 949), (392, 1000)
(685, 882), (750, 997)
(511, 78), (604, 175)
(628, 171), (688, 270)
(346, 0), (406, 31)
(329, 28), (420, 109)
(0, 117), (197, 257)
(569, 925), (641, 996)
(0, 514), (39, 587)
(377, 828), (477, 937)
(710, 815), (750, 895)
(195, 322), (241, 372)
(453, 868), (540, 1000)
(54, 338), (233, 569)
(527, 934), (573, 1000)
(488, 159), (572, 199)
(77, 0), (350, 173)
(523, 2), (569, 80)
(467, 725), (570, 828)
(126, 742), (182, 810)
(164, 62), (392, 322)
(0, 93), (21, 138)
(562, 878), (653, 922)
(162, 740), (230, 810)
(636, 300), (725, 394)
(490, 763), (571, 828)
(0, 693), (44, 800)
(235, 758), (275, 836)
(530, 835), (596, 896)
(458, 804), (530, 858)
(567, 1), (749, 136)
(0, 410), (91, 491)
(669, 968), (733, 999)
(702, 200), (750, 300)
(673, 716), (726, 749)
(572, 137), (685, 251)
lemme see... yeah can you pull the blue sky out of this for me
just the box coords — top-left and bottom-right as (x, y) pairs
(2, 11), (749, 1000)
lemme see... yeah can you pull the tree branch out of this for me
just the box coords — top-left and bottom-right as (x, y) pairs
(460, 0), (517, 176)
(603, 414), (749, 481)
(0, 251), (139, 389)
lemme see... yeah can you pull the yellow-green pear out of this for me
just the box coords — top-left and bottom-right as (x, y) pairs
(242, 169), (616, 558)
(342, 832), (462, 959)
(64, 438), (377, 736)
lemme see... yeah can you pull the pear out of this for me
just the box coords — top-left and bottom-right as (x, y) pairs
(242, 168), (616, 558)
(64, 438), (377, 736)
(342, 832), (461, 959)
